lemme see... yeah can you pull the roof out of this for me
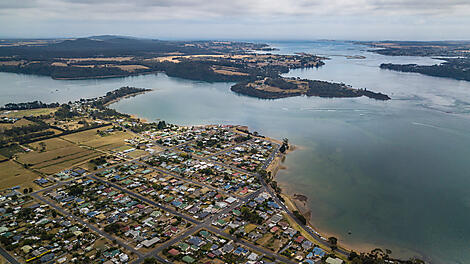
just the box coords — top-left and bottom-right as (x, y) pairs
(326, 257), (344, 264)
(182, 255), (195, 263)
(168, 248), (180, 256)
(141, 237), (160, 247)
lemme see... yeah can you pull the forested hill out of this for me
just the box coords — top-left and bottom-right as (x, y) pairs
(0, 36), (268, 59)
(380, 58), (470, 82)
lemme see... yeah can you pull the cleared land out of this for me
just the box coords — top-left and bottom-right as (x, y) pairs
(0, 119), (35, 131)
(18, 137), (100, 174)
(0, 160), (41, 190)
(1, 108), (57, 118)
(60, 126), (135, 151)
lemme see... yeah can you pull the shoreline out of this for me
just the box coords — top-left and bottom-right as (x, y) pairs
(273, 154), (427, 262)
(105, 99), (419, 261)
(103, 90), (153, 109)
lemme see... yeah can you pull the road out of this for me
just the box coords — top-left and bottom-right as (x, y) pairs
(0, 133), (350, 264)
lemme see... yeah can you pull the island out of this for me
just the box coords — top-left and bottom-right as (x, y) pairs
(0, 36), (390, 100)
(231, 77), (391, 100)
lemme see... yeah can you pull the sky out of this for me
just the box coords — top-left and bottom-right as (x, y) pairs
(1, 0), (470, 40)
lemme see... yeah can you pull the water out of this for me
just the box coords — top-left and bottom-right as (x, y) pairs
(1, 41), (470, 263)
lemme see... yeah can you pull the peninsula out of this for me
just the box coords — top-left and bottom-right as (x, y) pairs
(359, 41), (470, 82)
(231, 77), (391, 100)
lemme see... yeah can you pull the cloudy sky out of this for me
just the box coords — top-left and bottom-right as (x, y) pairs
(1, 0), (470, 40)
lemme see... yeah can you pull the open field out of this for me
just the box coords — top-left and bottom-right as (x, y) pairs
(1, 108), (57, 118)
(0, 61), (22, 66)
(60, 126), (135, 151)
(0, 160), (40, 190)
(115, 64), (150, 72)
(212, 66), (250, 76)
(62, 56), (134, 62)
(18, 137), (100, 174)
(126, 149), (148, 158)
(0, 118), (35, 131)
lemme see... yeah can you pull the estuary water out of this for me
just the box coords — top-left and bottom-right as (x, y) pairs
(1, 41), (470, 263)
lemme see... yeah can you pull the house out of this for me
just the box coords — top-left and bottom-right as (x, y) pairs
(247, 252), (259, 261)
(178, 242), (190, 252)
(295, 235), (305, 243)
(270, 226), (279, 233)
(221, 242), (234, 253)
(168, 248), (180, 256)
(326, 257), (343, 264)
(269, 214), (283, 224)
(302, 240), (313, 250)
(141, 237), (160, 248)
(188, 236), (204, 247)
(312, 247), (326, 258)
(225, 197), (237, 204)
(21, 245), (32, 254)
(182, 255), (196, 264)
(284, 227), (297, 237)
(119, 253), (129, 262)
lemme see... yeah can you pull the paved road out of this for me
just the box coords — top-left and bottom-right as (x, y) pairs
(31, 193), (150, 262)
(0, 247), (20, 264)
(89, 175), (200, 225)
(1, 133), (350, 264)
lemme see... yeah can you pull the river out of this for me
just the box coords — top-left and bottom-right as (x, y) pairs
(1, 41), (470, 263)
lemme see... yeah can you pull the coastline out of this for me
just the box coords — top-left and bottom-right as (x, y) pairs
(105, 98), (416, 261)
(103, 90), (153, 108)
(273, 154), (427, 262)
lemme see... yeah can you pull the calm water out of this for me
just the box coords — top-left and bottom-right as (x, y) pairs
(1, 41), (470, 263)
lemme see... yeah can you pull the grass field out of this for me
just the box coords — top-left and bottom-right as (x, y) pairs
(61, 126), (135, 151)
(126, 149), (148, 158)
(17, 137), (100, 174)
(0, 118), (35, 132)
(0, 160), (40, 191)
(1, 108), (57, 118)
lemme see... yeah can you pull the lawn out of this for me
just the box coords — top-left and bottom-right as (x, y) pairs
(0, 160), (40, 191)
(126, 149), (148, 158)
(244, 223), (258, 233)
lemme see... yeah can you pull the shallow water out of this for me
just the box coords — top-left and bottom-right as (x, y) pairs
(1, 41), (470, 263)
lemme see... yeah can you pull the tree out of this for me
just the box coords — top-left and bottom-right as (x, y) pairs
(328, 236), (338, 250)
(279, 144), (286, 153)
(144, 257), (157, 264)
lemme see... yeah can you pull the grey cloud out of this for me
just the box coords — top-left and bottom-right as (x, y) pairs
(1, 0), (470, 39)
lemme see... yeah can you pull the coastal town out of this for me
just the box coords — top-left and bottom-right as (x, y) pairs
(0, 88), (417, 264)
